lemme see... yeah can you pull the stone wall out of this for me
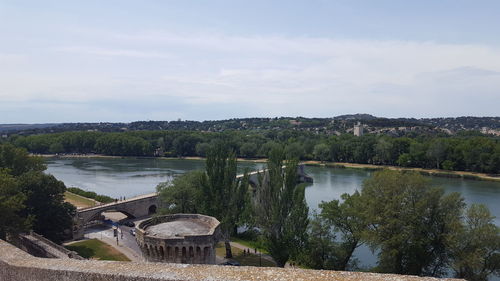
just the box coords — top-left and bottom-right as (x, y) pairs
(0, 240), (462, 281)
(136, 214), (220, 264)
(74, 193), (159, 239)
(16, 232), (83, 260)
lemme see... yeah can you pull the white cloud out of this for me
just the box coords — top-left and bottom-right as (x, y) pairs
(57, 46), (174, 59)
(2, 30), (500, 121)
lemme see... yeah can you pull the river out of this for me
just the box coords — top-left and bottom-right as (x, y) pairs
(45, 157), (500, 271)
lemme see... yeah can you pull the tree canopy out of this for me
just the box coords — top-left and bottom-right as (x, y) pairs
(254, 146), (309, 267)
(301, 170), (500, 280)
(0, 144), (75, 243)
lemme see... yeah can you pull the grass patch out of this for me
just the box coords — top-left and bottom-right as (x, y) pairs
(215, 242), (275, 267)
(67, 187), (115, 203)
(65, 239), (130, 261)
(64, 191), (96, 208)
(231, 237), (268, 255)
(215, 242), (243, 257)
(432, 172), (462, 178)
(325, 163), (346, 169)
(463, 174), (482, 180)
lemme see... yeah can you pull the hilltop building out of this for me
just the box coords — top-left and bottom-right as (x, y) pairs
(354, 122), (364, 136)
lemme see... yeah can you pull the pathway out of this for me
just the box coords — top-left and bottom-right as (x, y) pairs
(229, 241), (276, 264)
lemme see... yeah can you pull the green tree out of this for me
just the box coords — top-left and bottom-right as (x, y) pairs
(427, 139), (448, 169)
(397, 153), (412, 167)
(199, 142), (249, 258)
(48, 142), (65, 154)
(254, 146), (309, 267)
(157, 171), (203, 214)
(319, 191), (366, 270)
(285, 142), (304, 159)
(313, 143), (330, 162)
(0, 171), (30, 240)
(18, 172), (76, 243)
(374, 137), (394, 165)
(441, 160), (455, 170)
(361, 170), (464, 276)
(0, 144), (45, 176)
(195, 142), (210, 157)
(300, 214), (337, 269)
(239, 142), (258, 158)
(451, 204), (500, 281)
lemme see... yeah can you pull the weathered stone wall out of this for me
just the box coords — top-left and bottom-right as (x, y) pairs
(16, 232), (83, 260)
(0, 240), (462, 281)
(136, 214), (220, 264)
(74, 193), (159, 239)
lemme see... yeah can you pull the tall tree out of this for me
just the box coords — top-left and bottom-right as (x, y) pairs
(18, 172), (76, 243)
(199, 142), (249, 258)
(0, 144), (75, 243)
(254, 146), (309, 267)
(450, 204), (500, 281)
(157, 171), (204, 214)
(300, 213), (337, 269)
(0, 171), (30, 240)
(319, 191), (366, 270)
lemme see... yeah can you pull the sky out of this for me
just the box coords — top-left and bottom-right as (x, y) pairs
(1, 0), (499, 123)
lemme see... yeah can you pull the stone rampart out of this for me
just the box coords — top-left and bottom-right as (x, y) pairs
(136, 214), (220, 264)
(0, 239), (462, 281)
(17, 232), (83, 260)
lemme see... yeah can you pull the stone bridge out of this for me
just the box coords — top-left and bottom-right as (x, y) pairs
(73, 192), (159, 239)
(73, 164), (313, 239)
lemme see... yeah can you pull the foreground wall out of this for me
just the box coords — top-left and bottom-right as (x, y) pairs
(17, 232), (83, 260)
(0, 240), (461, 281)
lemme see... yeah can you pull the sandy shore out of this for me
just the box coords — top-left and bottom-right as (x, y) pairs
(303, 161), (500, 182)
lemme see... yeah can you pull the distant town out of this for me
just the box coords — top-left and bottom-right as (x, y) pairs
(1, 114), (499, 137)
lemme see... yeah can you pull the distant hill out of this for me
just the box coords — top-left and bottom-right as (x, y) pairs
(333, 114), (378, 120)
(0, 123), (58, 132)
(1, 115), (499, 137)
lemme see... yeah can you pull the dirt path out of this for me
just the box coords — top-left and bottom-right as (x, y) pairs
(86, 233), (142, 262)
(230, 241), (275, 263)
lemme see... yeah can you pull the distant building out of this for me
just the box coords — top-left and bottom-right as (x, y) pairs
(354, 122), (364, 136)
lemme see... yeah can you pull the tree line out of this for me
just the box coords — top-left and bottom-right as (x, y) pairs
(8, 130), (500, 174)
(158, 143), (499, 280)
(0, 144), (75, 243)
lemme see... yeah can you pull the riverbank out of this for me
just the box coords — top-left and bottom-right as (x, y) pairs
(33, 153), (268, 163)
(64, 191), (98, 209)
(36, 153), (499, 182)
(303, 161), (500, 182)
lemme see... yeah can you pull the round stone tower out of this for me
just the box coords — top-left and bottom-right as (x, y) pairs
(135, 214), (220, 264)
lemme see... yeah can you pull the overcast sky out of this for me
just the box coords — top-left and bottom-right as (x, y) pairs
(1, 0), (499, 123)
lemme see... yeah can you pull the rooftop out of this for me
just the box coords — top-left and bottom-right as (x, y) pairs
(146, 219), (212, 238)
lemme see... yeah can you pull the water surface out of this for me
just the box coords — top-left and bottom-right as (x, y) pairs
(46, 157), (500, 271)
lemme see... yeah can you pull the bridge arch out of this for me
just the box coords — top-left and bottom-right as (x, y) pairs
(75, 192), (159, 238)
(148, 205), (157, 215)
